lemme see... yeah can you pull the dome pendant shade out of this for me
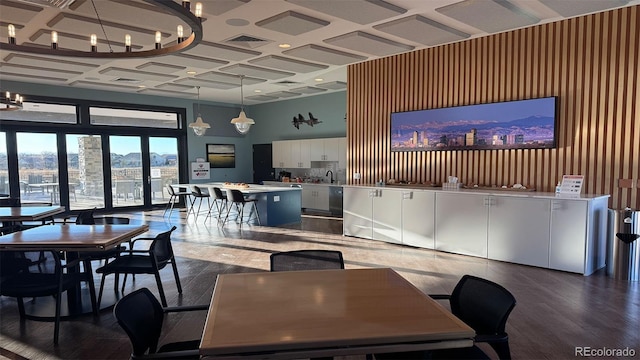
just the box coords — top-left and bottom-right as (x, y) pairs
(189, 114), (210, 136)
(230, 75), (254, 134)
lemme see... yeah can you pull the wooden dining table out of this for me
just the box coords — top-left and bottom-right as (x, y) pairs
(0, 223), (149, 317)
(200, 268), (475, 359)
(0, 205), (65, 226)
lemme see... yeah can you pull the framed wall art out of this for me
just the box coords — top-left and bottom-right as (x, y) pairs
(207, 144), (235, 168)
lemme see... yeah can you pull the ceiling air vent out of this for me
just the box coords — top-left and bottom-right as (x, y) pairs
(274, 80), (302, 86)
(113, 78), (142, 83)
(224, 34), (272, 49)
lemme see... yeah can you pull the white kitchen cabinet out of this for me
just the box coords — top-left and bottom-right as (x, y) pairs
(302, 186), (330, 211)
(343, 187), (374, 239)
(372, 188), (403, 244)
(488, 196), (551, 267)
(435, 192), (489, 258)
(272, 140), (290, 168)
(309, 137), (344, 162)
(289, 140), (311, 168)
(402, 190), (435, 249)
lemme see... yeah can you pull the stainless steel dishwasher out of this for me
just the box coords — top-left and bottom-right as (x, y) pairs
(329, 186), (343, 217)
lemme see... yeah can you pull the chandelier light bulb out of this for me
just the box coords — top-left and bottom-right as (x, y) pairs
(177, 25), (184, 43)
(90, 34), (97, 51)
(155, 31), (162, 49)
(195, 2), (202, 18)
(5, 91), (10, 99)
(125, 34), (131, 52)
(182, 0), (190, 10)
(8, 24), (15, 37)
(51, 31), (58, 49)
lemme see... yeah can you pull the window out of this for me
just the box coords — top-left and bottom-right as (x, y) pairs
(90, 107), (179, 128)
(0, 102), (77, 123)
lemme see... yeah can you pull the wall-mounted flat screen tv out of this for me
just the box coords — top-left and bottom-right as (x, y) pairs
(390, 97), (558, 151)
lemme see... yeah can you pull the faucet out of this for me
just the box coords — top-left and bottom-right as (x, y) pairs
(325, 170), (334, 183)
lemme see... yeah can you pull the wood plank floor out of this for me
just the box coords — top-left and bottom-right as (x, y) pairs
(1, 208), (639, 360)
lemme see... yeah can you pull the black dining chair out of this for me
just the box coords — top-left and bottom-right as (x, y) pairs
(96, 226), (181, 307)
(164, 184), (191, 217)
(205, 187), (227, 223)
(0, 250), (97, 344)
(222, 189), (260, 226)
(374, 275), (517, 360)
(270, 250), (345, 272)
(113, 287), (207, 359)
(188, 185), (210, 220)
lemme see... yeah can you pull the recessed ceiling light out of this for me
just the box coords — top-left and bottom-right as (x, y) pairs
(314, 78), (323, 82)
(187, 70), (197, 75)
(254, 89), (262, 93)
(279, 43), (291, 48)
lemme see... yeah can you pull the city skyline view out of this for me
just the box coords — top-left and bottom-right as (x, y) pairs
(391, 97), (557, 151)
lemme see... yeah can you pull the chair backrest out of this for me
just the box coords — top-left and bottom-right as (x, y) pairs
(270, 250), (345, 272)
(0, 197), (20, 207)
(166, 184), (176, 196)
(212, 187), (225, 200)
(113, 288), (165, 356)
(75, 208), (96, 225)
(149, 226), (178, 267)
(449, 275), (516, 337)
(192, 185), (208, 197)
(94, 216), (130, 225)
(226, 189), (245, 203)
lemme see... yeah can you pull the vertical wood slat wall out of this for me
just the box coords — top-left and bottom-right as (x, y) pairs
(347, 6), (639, 210)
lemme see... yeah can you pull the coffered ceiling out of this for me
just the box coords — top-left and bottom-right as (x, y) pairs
(0, 0), (636, 105)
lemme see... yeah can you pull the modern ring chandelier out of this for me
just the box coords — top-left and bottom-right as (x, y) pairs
(0, 0), (203, 59)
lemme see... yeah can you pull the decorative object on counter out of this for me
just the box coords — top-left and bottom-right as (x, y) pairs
(442, 176), (461, 190)
(1, 0), (203, 59)
(190, 86), (210, 136)
(292, 112), (322, 129)
(222, 182), (250, 189)
(230, 75), (255, 135)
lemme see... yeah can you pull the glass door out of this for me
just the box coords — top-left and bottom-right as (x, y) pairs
(149, 137), (179, 206)
(16, 133), (60, 205)
(109, 135), (143, 208)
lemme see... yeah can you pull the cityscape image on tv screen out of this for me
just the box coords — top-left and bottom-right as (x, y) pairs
(390, 97), (557, 151)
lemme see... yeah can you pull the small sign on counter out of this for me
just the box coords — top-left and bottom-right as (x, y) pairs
(559, 175), (584, 195)
(191, 162), (210, 180)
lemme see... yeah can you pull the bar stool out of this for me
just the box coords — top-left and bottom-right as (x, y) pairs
(189, 185), (210, 220)
(164, 184), (191, 217)
(222, 189), (260, 226)
(206, 187), (227, 223)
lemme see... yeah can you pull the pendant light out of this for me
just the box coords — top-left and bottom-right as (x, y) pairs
(189, 86), (210, 136)
(230, 75), (254, 135)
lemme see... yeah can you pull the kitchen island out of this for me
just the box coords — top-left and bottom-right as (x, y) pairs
(175, 183), (301, 226)
(343, 184), (610, 275)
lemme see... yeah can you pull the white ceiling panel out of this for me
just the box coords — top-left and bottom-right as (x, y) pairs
(165, 54), (229, 69)
(249, 55), (328, 73)
(256, 10), (330, 35)
(539, 0), (629, 17)
(245, 94), (280, 101)
(291, 86), (328, 94)
(324, 31), (414, 56)
(69, 80), (140, 91)
(195, 71), (266, 85)
(0, 0), (43, 25)
(219, 63), (295, 79)
(266, 90), (302, 98)
(436, 0), (540, 33)
(0, 70), (68, 83)
(0, 62), (81, 78)
(374, 15), (470, 46)
(285, 0), (406, 25)
(155, 83), (197, 92)
(283, 44), (367, 65)
(315, 81), (347, 90)
(173, 77), (240, 90)
(136, 62), (186, 73)
(184, 40), (261, 61)
(98, 67), (179, 82)
(3, 53), (99, 72)
(137, 87), (195, 97)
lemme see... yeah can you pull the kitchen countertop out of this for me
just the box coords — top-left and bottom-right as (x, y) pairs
(263, 181), (343, 187)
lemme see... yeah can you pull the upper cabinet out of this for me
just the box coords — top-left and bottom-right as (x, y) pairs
(273, 137), (346, 169)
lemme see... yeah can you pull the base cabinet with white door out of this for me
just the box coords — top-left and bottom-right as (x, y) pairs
(434, 192), (489, 258)
(487, 196), (551, 268)
(402, 190), (435, 249)
(301, 186), (330, 212)
(343, 185), (609, 275)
